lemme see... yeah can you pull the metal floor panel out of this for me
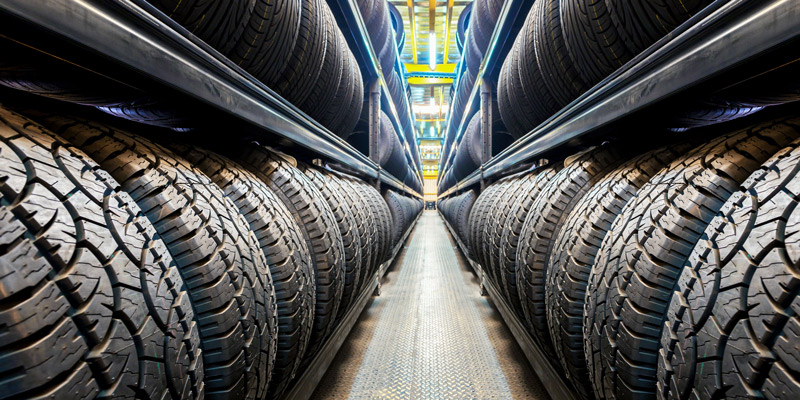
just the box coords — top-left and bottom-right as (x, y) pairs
(312, 211), (550, 399)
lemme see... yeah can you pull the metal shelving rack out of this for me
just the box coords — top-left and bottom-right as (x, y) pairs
(438, 0), (800, 199)
(0, 0), (423, 197)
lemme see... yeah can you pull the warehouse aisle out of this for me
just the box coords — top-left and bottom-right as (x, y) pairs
(312, 211), (549, 399)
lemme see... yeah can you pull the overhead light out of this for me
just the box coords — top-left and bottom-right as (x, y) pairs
(429, 126), (435, 137)
(429, 32), (436, 70)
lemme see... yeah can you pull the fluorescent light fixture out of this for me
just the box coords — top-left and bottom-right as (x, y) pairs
(429, 126), (435, 137)
(429, 32), (436, 70)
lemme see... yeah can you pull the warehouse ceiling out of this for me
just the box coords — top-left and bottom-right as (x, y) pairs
(389, 0), (471, 182)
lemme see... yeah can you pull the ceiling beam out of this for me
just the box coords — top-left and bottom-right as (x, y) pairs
(442, 0), (454, 63)
(406, 0), (418, 64)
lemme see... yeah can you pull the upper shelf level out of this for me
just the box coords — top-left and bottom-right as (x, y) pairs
(438, 0), (800, 199)
(0, 0), (423, 198)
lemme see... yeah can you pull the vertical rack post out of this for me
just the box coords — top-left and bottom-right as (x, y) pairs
(479, 80), (492, 190)
(369, 79), (382, 191)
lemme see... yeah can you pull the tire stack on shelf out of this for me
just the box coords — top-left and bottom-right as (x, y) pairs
(383, 190), (424, 248)
(495, 0), (784, 138)
(0, 102), (422, 399)
(439, 114), (800, 400)
(437, 190), (478, 249)
(0, 0), (365, 138)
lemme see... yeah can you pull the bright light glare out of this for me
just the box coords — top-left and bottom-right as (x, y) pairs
(429, 33), (436, 70)
(429, 126), (435, 137)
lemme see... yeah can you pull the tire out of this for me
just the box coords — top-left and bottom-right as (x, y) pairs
(605, 0), (713, 57)
(350, 178), (393, 264)
(669, 97), (765, 130)
(545, 144), (688, 399)
(226, 0), (301, 85)
(561, 0), (633, 86)
(480, 178), (524, 285)
(299, 164), (362, 320)
(456, 190), (478, 242)
(584, 118), (800, 400)
(517, 144), (626, 356)
(334, 174), (378, 288)
(274, 0), (328, 107)
(515, 17), (560, 134)
(498, 55), (522, 137)
(486, 176), (532, 297)
(38, 114), (277, 400)
(657, 139), (800, 400)
(95, 97), (193, 130)
(475, 179), (518, 271)
(468, 182), (502, 260)
(0, 108), (203, 400)
(331, 50), (365, 139)
(499, 166), (560, 318)
(148, 0), (254, 54)
(533, 0), (590, 107)
(384, 190), (409, 248)
(299, 7), (345, 129)
(164, 145), (314, 399)
(234, 147), (345, 362)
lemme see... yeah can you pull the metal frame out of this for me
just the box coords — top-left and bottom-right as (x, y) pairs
(0, 0), (423, 197)
(282, 211), (423, 400)
(438, 0), (800, 199)
(438, 212), (580, 400)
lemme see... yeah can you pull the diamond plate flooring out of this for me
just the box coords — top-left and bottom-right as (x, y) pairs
(311, 211), (550, 399)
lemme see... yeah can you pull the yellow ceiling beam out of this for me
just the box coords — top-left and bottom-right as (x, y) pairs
(404, 63), (458, 73)
(406, 0), (418, 64)
(408, 77), (453, 86)
(443, 0), (454, 63)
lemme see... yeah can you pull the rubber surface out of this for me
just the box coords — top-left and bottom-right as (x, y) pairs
(235, 147), (345, 362)
(545, 144), (688, 399)
(0, 107), (204, 400)
(38, 114), (277, 400)
(584, 118), (800, 400)
(657, 138), (800, 400)
(166, 145), (314, 399)
(149, 0), (254, 54)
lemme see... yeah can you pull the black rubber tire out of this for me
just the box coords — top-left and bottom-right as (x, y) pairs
(377, 20), (398, 77)
(333, 173), (378, 289)
(274, 0), (328, 107)
(606, 0), (713, 57)
(561, 0), (633, 86)
(299, 164), (362, 320)
(234, 147), (345, 362)
(299, 7), (345, 129)
(384, 190), (409, 248)
(349, 177), (393, 265)
(497, 54), (520, 137)
(657, 139), (800, 400)
(331, 50), (365, 139)
(226, 0), (301, 85)
(515, 16), (560, 134)
(485, 176), (531, 296)
(148, 0), (254, 54)
(475, 179), (518, 271)
(499, 166), (560, 318)
(164, 145), (314, 399)
(669, 97), (765, 130)
(0, 108), (203, 400)
(480, 178), (525, 285)
(517, 144), (626, 356)
(39, 114), (278, 400)
(456, 3), (473, 54)
(533, 0), (590, 107)
(0, 39), (141, 107)
(455, 190), (478, 242)
(468, 181), (502, 259)
(584, 118), (800, 400)
(545, 144), (689, 399)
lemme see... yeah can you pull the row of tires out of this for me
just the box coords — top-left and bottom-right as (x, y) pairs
(440, 115), (800, 400)
(355, 0), (418, 161)
(0, 103), (421, 399)
(0, 0), (366, 138)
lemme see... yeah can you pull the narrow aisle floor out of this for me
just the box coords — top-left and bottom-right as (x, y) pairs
(312, 211), (550, 399)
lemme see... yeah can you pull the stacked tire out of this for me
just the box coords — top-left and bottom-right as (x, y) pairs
(1, 0), (365, 138)
(0, 103), (405, 399)
(438, 190), (478, 248)
(454, 115), (800, 400)
(383, 190), (424, 248)
(495, 0), (795, 137)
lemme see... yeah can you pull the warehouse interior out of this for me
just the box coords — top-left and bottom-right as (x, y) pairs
(0, 1), (798, 400)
